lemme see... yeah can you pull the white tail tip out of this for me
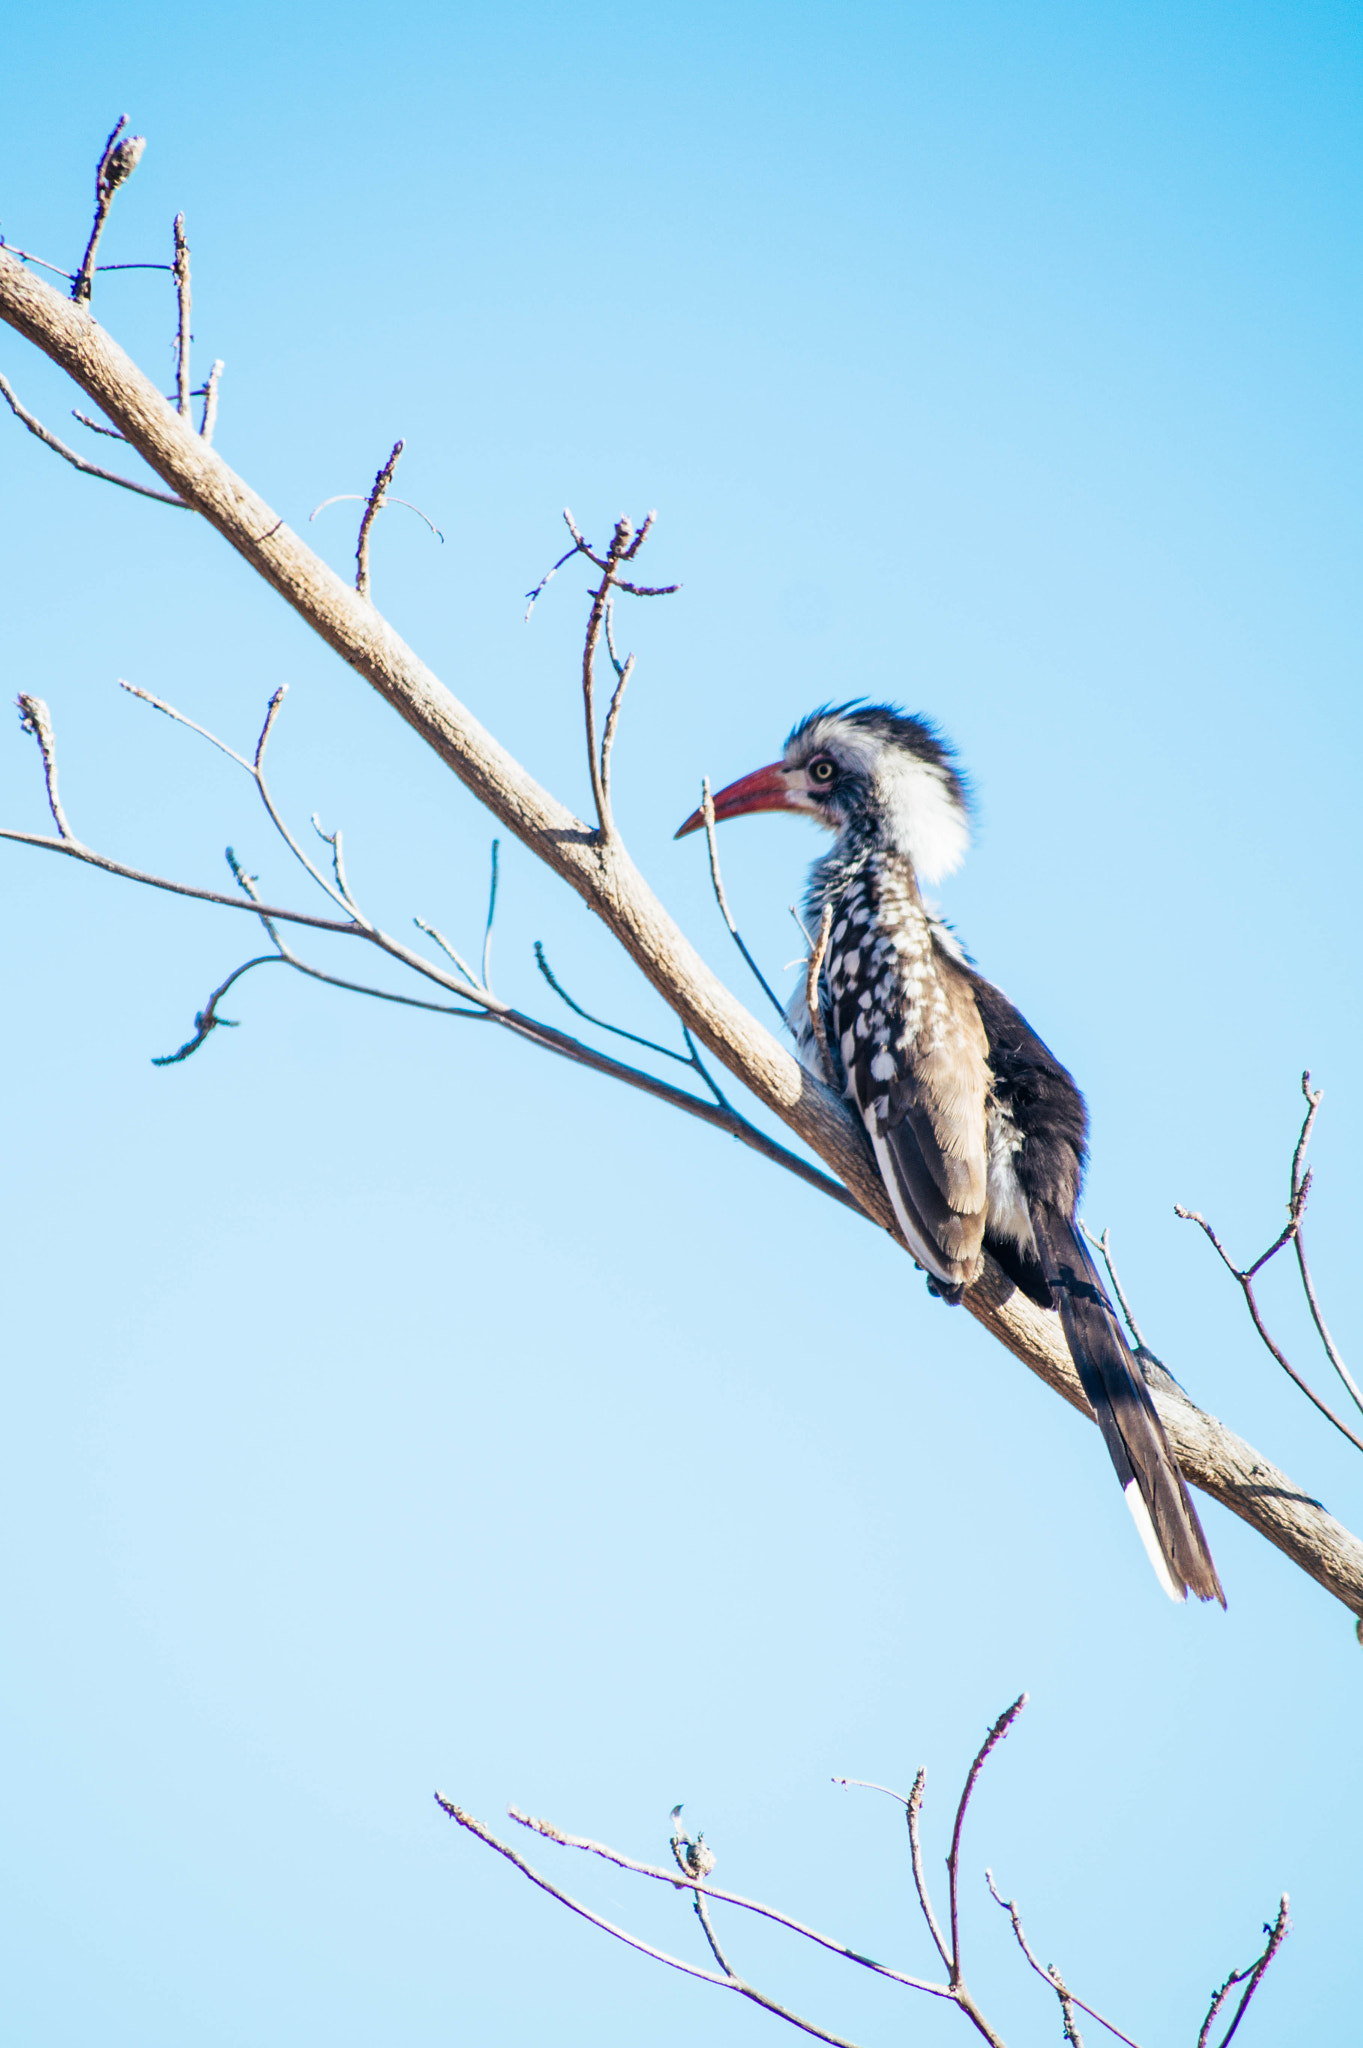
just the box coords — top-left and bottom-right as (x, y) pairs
(1124, 1479), (1184, 1604)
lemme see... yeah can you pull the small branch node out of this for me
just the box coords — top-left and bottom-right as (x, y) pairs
(16, 694), (78, 843)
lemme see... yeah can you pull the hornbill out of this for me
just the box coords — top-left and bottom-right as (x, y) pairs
(677, 703), (1223, 1606)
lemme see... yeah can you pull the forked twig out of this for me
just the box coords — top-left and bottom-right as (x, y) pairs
(435, 1798), (866, 2048)
(534, 943), (736, 1112)
(985, 1871), (1140, 2048)
(501, 1803), (948, 1993)
(442, 1703), (1283, 2048)
(1196, 1897), (1290, 2048)
(1176, 1074), (1363, 1453)
(1, 372), (188, 507)
(526, 510), (677, 834)
(5, 683), (859, 1212)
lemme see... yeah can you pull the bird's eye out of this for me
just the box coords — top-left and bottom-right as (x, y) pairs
(807, 755), (836, 786)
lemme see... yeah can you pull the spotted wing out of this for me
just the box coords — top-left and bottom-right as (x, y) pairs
(826, 871), (990, 1291)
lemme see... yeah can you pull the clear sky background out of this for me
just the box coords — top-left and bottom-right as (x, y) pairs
(2, 4), (1360, 2043)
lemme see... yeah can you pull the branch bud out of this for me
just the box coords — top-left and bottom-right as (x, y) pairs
(99, 134), (146, 199)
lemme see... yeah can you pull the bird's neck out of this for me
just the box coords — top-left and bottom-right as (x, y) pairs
(803, 831), (923, 926)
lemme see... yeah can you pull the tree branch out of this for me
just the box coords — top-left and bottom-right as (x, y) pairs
(434, 1798), (869, 2048)
(4, 238), (1363, 1622)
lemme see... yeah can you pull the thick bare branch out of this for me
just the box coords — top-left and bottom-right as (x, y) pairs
(3, 242), (1363, 1619)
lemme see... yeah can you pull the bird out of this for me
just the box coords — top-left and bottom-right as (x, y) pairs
(676, 702), (1224, 1607)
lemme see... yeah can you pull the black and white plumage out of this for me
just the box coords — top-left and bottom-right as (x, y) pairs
(677, 702), (1224, 1607)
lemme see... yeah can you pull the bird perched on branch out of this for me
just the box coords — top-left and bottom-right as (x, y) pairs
(677, 703), (1223, 1607)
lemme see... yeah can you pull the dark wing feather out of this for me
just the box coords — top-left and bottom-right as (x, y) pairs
(1032, 1208), (1225, 1606)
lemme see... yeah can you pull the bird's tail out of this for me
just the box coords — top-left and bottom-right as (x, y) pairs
(1032, 1209), (1225, 1607)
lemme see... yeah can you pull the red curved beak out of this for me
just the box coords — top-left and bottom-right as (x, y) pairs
(674, 762), (796, 839)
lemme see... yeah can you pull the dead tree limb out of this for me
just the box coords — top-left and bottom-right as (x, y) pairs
(3, 236), (1363, 1623)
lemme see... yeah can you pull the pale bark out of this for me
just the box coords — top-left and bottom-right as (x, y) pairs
(3, 244), (1361, 1621)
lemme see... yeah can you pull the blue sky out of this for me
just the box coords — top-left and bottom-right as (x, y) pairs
(2, 3), (1361, 2042)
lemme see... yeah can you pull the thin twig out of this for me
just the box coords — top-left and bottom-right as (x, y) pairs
(0, 243), (75, 281)
(310, 815), (358, 912)
(599, 653), (635, 811)
(1078, 1224), (1151, 1355)
(681, 1026), (736, 1112)
(172, 214), (191, 418)
(16, 695), (77, 842)
(692, 1891), (737, 1979)
(985, 1872), (1140, 2048)
(73, 117), (146, 305)
(71, 408), (127, 441)
(534, 943), (691, 1065)
(199, 358), (223, 442)
(699, 778), (788, 1022)
(151, 952), (279, 1064)
(805, 901), (837, 1088)
(119, 679), (365, 922)
(581, 517), (633, 833)
(1196, 1897), (1290, 2048)
(524, 530), (585, 622)
(355, 440), (403, 599)
(0, 372), (188, 506)
(481, 839), (499, 991)
(946, 1696), (1027, 1984)
(1177, 1073), (1360, 1440)
(0, 807), (860, 1210)
(1175, 1204), (1363, 1455)
(906, 1770), (953, 1971)
(437, 1798), (869, 2048)
(503, 1807), (949, 1996)
(602, 592), (627, 678)
(1289, 1075), (1363, 1417)
(414, 916), (482, 989)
